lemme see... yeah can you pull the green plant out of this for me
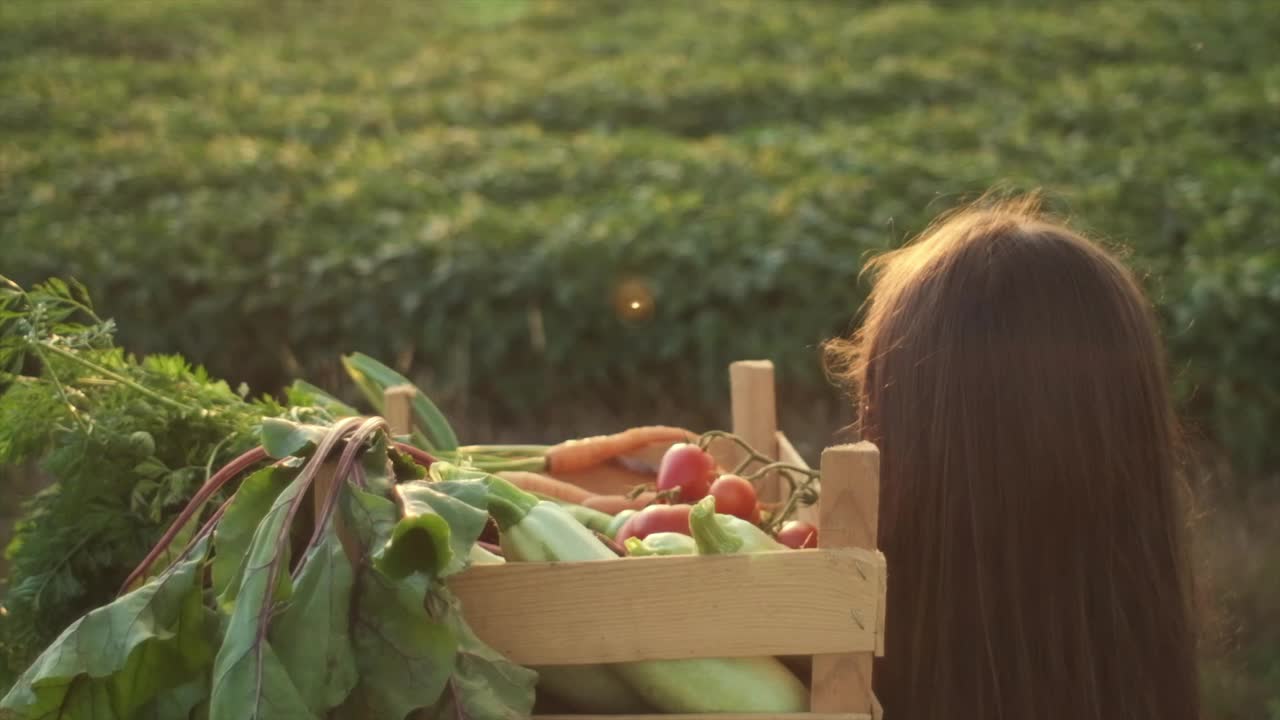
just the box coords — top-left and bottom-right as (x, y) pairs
(1, 418), (536, 719)
(0, 278), (334, 685)
(3, 0), (1276, 481)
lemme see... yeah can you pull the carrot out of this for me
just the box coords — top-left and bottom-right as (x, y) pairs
(545, 426), (696, 475)
(550, 463), (657, 496)
(582, 492), (657, 514)
(497, 471), (596, 505)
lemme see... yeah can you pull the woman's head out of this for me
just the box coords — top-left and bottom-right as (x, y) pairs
(826, 194), (1198, 720)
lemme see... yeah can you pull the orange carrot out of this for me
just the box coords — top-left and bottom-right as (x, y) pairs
(581, 492), (657, 514)
(550, 464), (657, 496)
(545, 426), (696, 475)
(497, 471), (596, 505)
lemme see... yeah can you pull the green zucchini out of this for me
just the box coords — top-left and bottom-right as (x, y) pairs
(612, 656), (807, 713)
(533, 665), (651, 714)
(484, 476), (808, 714)
(623, 532), (697, 556)
(689, 495), (787, 554)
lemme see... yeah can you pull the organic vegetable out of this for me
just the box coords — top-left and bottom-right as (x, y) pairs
(582, 492), (656, 514)
(488, 477), (805, 715)
(689, 496), (786, 554)
(614, 504), (693, 543)
(341, 352), (459, 451)
(558, 502), (617, 535)
(0, 278), (345, 680)
(533, 665), (652, 714)
(708, 474), (759, 521)
(482, 477), (651, 713)
(0, 417), (537, 719)
(624, 532), (697, 556)
(470, 543), (505, 564)
(544, 426), (694, 474)
(777, 520), (819, 549)
(612, 656), (807, 714)
(656, 443), (717, 501)
(486, 477), (618, 563)
(605, 509), (638, 538)
(498, 470), (595, 504)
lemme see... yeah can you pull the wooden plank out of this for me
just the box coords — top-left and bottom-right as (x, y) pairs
(730, 360), (781, 501)
(453, 548), (884, 666)
(536, 714), (870, 720)
(811, 443), (881, 715)
(776, 430), (821, 528)
(383, 384), (416, 436)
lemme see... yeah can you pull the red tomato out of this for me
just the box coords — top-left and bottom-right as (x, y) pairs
(615, 504), (693, 543)
(776, 520), (818, 549)
(656, 443), (716, 502)
(709, 474), (758, 521)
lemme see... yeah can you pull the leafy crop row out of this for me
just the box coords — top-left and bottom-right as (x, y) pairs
(2, 0), (1277, 476)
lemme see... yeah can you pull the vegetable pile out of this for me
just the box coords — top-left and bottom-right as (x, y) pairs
(0, 415), (541, 719)
(0, 277), (339, 682)
(1, 276), (830, 717)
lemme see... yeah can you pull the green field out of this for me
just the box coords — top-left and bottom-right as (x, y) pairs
(2, 0), (1278, 716)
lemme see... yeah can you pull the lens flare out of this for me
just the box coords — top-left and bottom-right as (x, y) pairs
(613, 277), (655, 324)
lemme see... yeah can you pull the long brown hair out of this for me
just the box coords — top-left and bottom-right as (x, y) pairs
(826, 194), (1199, 720)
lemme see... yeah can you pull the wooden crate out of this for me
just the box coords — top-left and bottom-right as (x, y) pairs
(393, 360), (886, 719)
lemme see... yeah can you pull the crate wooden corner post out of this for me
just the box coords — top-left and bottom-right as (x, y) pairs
(383, 383), (418, 436)
(812, 442), (884, 719)
(729, 359), (783, 502)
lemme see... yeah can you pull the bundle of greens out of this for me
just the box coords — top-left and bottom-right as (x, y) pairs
(0, 413), (535, 718)
(0, 278), (345, 685)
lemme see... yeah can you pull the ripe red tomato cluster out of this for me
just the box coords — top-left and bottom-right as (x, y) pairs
(654, 443), (764, 522)
(708, 474), (760, 523)
(776, 520), (818, 549)
(615, 442), (822, 549)
(617, 444), (763, 541)
(654, 443), (716, 501)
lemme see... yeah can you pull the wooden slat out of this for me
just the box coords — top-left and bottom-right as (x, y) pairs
(776, 430), (820, 527)
(811, 443), (881, 715)
(730, 360), (781, 501)
(383, 384), (416, 436)
(536, 714), (871, 720)
(453, 548), (884, 666)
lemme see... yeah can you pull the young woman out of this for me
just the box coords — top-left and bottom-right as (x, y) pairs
(825, 194), (1200, 719)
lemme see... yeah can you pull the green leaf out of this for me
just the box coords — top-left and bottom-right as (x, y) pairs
(284, 380), (358, 418)
(388, 443), (428, 483)
(208, 475), (314, 720)
(133, 678), (208, 720)
(376, 475), (488, 581)
(423, 588), (537, 720)
(0, 536), (216, 719)
(428, 462), (493, 491)
(359, 433), (398, 496)
(332, 572), (457, 719)
(260, 418), (330, 460)
(269, 529), (358, 715)
(130, 504), (204, 595)
(212, 465), (296, 608)
(340, 481), (399, 553)
(341, 353), (459, 451)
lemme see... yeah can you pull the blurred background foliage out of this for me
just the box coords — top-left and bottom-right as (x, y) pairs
(1, 0), (1277, 716)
